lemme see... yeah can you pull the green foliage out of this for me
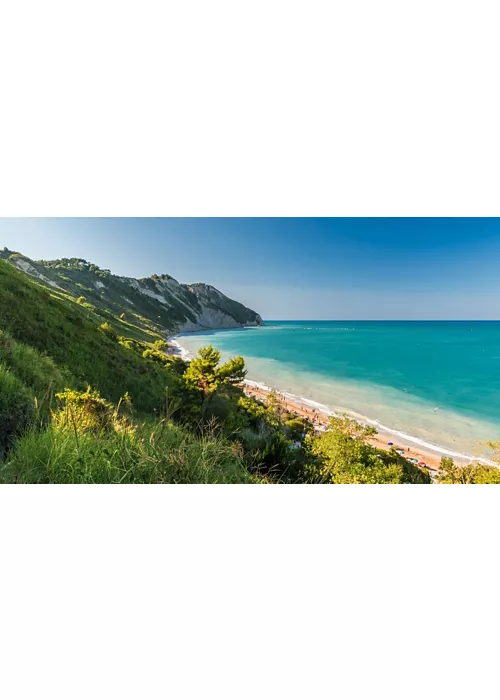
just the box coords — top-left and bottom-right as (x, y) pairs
(1, 419), (255, 484)
(142, 345), (189, 377)
(237, 395), (270, 423)
(152, 340), (168, 352)
(0, 329), (66, 404)
(184, 345), (221, 392)
(0, 365), (36, 457)
(438, 457), (500, 484)
(99, 321), (117, 340)
(142, 347), (167, 364)
(76, 296), (86, 304)
(284, 417), (309, 441)
(53, 387), (133, 436)
(216, 355), (247, 385)
(486, 441), (500, 465)
(329, 414), (377, 440)
(184, 345), (247, 393)
(304, 414), (430, 484)
(0, 261), (180, 415)
(164, 356), (189, 376)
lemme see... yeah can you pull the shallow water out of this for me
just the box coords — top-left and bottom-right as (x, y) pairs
(175, 321), (500, 460)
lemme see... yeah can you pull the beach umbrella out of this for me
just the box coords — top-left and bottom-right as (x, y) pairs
(388, 442), (394, 447)
(418, 462), (427, 468)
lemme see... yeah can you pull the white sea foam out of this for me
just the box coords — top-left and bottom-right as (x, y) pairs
(168, 336), (193, 360)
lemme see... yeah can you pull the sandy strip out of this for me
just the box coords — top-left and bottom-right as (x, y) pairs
(243, 385), (451, 473)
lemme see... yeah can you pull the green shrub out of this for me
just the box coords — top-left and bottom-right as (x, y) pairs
(284, 418), (309, 441)
(99, 322), (117, 340)
(438, 457), (500, 484)
(53, 387), (133, 436)
(0, 365), (36, 457)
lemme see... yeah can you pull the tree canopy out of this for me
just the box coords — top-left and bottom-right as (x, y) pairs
(438, 457), (500, 484)
(184, 345), (247, 394)
(304, 414), (430, 484)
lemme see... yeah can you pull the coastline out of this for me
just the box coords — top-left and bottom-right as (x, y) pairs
(169, 334), (496, 472)
(244, 382), (446, 473)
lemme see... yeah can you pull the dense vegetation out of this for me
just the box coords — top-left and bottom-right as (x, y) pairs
(0, 259), (498, 484)
(437, 456), (500, 484)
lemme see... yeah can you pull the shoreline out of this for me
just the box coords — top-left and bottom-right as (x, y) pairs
(169, 335), (496, 472)
(244, 382), (444, 473)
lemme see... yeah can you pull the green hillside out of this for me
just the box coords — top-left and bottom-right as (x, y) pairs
(0, 260), (256, 481)
(1, 256), (490, 484)
(0, 249), (263, 335)
(0, 260), (180, 413)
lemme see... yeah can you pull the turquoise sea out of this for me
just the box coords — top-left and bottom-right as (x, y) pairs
(176, 321), (500, 461)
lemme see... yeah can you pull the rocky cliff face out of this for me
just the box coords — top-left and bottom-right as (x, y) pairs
(0, 249), (263, 335)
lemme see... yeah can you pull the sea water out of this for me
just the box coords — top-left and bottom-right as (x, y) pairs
(175, 321), (500, 461)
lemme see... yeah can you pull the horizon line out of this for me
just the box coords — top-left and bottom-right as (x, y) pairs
(262, 319), (500, 322)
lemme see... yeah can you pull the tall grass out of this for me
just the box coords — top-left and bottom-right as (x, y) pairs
(0, 330), (66, 413)
(0, 420), (255, 484)
(0, 364), (36, 458)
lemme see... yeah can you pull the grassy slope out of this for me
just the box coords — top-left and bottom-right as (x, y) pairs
(0, 260), (254, 483)
(1, 251), (261, 335)
(0, 260), (179, 413)
(46, 266), (199, 333)
(0, 421), (253, 484)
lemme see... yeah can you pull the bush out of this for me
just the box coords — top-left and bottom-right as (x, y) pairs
(284, 417), (309, 441)
(0, 365), (36, 457)
(438, 457), (500, 484)
(53, 387), (133, 436)
(99, 322), (117, 341)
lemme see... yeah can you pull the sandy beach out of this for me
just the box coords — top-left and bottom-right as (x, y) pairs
(243, 384), (453, 474)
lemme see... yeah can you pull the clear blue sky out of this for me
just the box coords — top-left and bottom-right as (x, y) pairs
(1, 218), (500, 320)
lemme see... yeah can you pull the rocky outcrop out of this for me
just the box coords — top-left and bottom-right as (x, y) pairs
(179, 310), (263, 333)
(0, 249), (263, 335)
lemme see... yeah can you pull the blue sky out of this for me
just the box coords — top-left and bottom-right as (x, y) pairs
(1, 218), (500, 319)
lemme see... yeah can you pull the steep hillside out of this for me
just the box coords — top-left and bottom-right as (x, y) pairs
(0, 260), (183, 413)
(0, 249), (263, 336)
